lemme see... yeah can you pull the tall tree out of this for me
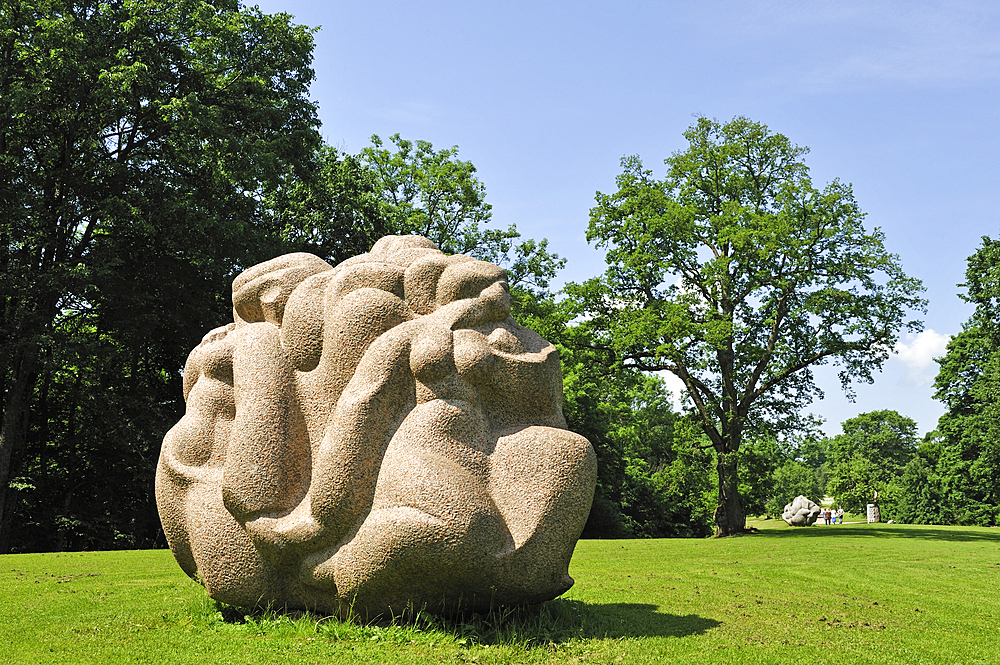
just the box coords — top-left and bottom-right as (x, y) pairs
(359, 133), (494, 256)
(906, 236), (1000, 526)
(826, 410), (918, 518)
(0, 0), (321, 551)
(567, 116), (925, 535)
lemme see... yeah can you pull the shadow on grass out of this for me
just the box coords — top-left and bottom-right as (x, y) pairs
(568, 600), (720, 639)
(208, 596), (719, 645)
(414, 598), (719, 644)
(751, 524), (1000, 542)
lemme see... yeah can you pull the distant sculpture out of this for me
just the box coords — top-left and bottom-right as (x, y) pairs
(867, 490), (881, 523)
(782, 496), (822, 526)
(155, 236), (597, 619)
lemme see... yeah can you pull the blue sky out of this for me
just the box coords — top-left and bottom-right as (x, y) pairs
(251, 0), (1000, 436)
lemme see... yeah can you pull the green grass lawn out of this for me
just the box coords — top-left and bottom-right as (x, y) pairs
(2, 520), (998, 664)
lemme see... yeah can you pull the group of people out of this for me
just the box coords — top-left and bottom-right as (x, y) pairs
(823, 507), (844, 525)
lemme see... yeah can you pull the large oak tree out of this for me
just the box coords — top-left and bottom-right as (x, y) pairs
(568, 117), (925, 535)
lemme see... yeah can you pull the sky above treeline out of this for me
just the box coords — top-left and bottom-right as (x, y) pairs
(251, 0), (1000, 436)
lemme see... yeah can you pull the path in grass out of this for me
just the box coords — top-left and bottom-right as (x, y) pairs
(2, 521), (998, 664)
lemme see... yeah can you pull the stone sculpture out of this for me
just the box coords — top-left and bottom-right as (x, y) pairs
(155, 235), (597, 619)
(782, 495), (822, 526)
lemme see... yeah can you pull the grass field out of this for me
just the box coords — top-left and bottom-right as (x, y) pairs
(2, 519), (998, 664)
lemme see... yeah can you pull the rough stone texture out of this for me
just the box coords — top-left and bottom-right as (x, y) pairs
(155, 236), (597, 619)
(782, 495), (822, 526)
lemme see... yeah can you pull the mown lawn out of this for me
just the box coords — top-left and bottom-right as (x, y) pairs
(2, 520), (998, 664)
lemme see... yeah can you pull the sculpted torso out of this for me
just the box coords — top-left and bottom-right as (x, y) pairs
(155, 236), (596, 617)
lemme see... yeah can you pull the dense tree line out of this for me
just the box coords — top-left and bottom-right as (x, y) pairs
(1, 0), (323, 552)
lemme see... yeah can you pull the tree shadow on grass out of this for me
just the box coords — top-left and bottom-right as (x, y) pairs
(751, 524), (1000, 543)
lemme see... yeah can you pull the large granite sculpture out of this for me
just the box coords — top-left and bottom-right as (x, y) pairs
(155, 235), (597, 619)
(782, 496), (822, 526)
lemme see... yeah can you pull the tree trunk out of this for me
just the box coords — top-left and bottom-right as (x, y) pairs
(714, 450), (746, 536)
(0, 343), (39, 553)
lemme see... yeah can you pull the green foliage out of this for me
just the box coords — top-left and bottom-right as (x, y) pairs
(764, 460), (824, 519)
(616, 415), (716, 538)
(734, 429), (825, 519)
(900, 236), (1000, 527)
(829, 410), (918, 470)
(827, 456), (881, 515)
(559, 341), (715, 539)
(567, 116), (925, 535)
(897, 432), (999, 526)
(359, 134), (566, 293)
(735, 436), (782, 517)
(895, 436), (947, 524)
(825, 410), (917, 519)
(266, 145), (389, 263)
(791, 432), (831, 494)
(10, 312), (174, 550)
(0, 0), (322, 551)
(360, 133), (493, 256)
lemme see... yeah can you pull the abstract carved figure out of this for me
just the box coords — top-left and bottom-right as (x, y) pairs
(782, 496), (822, 527)
(155, 236), (597, 618)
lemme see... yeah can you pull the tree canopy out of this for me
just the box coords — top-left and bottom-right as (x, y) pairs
(894, 236), (1000, 526)
(567, 116), (926, 535)
(0, 0), (322, 551)
(826, 410), (918, 517)
(359, 134), (566, 295)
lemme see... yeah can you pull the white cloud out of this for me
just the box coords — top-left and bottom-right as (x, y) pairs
(892, 329), (951, 387)
(659, 371), (688, 410)
(653, 370), (690, 410)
